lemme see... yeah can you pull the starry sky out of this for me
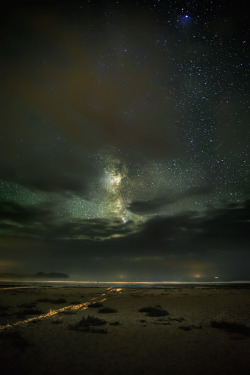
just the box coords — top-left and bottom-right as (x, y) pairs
(0, 0), (249, 281)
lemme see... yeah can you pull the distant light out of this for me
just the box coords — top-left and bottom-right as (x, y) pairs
(214, 276), (219, 279)
(194, 274), (202, 279)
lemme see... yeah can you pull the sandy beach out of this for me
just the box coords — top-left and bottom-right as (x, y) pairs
(0, 285), (250, 375)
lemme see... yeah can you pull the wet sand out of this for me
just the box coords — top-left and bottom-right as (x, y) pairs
(0, 285), (250, 375)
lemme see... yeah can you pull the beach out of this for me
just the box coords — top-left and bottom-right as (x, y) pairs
(0, 284), (250, 375)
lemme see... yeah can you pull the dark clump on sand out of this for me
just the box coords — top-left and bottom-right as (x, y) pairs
(138, 306), (169, 317)
(210, 320), (250, 336)
(98, 307), (117, 314)
(109, 321), (120, 326)
(69, 315), (107, 333)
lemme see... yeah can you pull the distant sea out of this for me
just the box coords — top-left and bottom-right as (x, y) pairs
(0, 280), (250, 289)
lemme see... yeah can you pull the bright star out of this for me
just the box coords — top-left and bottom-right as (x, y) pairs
(179, 14), (191, 25)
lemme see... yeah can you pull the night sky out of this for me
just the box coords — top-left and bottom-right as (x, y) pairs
(0, 0), (249, 281)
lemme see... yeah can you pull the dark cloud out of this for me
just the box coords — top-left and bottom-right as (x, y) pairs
(0, 200), (54, 224)
(0, 123), (99, 194)
(0, 4), (183, 194)
(0, 200), (135, 240)
(128, 186), (212, 215)
(0, 200), (57, 240)
(128, 196), (174, 215)
(129, 200), (250, 253)
(1, 200), (249, 280)
(1, 199), (249, 255)
(52, 219), (135, 240)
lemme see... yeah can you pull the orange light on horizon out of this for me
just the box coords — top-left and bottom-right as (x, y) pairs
(193, 274), (202, 279)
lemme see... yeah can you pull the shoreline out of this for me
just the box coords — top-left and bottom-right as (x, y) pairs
(1, 280), (250, 289)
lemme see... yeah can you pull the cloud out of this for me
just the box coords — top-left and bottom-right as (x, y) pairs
(128, 186), (212, 215)
(52, 219), (136, 240)
(0, 200), (249, 280)
(0, 120), (99, 195)
(0, 200), (136, 240)
(1, 199), (249, 255)
(0, 5), (184, 193)
(128, 196), (174, 215)
(0, 200), (54, 224)
(129, 200), (250, 253)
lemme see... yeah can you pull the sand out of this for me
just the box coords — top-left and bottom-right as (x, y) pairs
(0, 285), (250, 375)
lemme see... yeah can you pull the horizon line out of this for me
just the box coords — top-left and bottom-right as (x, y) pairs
(1, 279), (250, 284)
